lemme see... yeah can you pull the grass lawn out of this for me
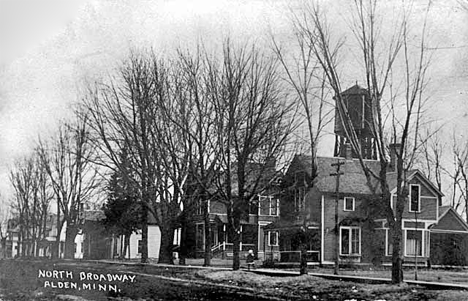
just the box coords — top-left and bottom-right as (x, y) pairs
(306, 266), (468, 284)
(1, 259), (468, 300)
(196, 269), (468, 300)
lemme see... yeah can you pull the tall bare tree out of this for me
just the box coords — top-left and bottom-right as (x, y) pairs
(0, 194), (10, 258)
(213, 41), (296, 270)
(83, 51), (196, 263)
(37, 115), (98, 259)
(272, 22), (333, 275)
(451, 137), (468, 220)
(293, 0), (433, 283)
(164, 48), (225, 266)
(9, 151), (52, 257)
(9, 157), (35, 257)
(418, 129), (445, 204)
(83, 53), (159, 263)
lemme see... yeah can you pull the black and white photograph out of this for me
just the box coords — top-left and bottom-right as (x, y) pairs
(1, 0), (468, 300)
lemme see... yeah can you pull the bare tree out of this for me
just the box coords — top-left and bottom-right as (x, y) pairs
(272, 22), (333, 274)
(418, 129), (445, 204)
(213, 41), (296, 270)
(293, 0), (433, 283)
(451, 137), (468, 220)
(83, 53), (159, 263)
(158, 47), (233, 266)
(9, 150), (52, 257)
(10, 156), (35, 257)
(37, 115), (98, 259)
(0, 194), (10, 258)
(83, 51), (195, 263)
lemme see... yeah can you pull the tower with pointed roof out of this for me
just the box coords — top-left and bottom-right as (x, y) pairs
(334, 84), (377, 160)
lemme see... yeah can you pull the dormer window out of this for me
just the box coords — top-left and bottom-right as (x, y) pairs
(259, 196), (279, 216)
(344, 197), (355, 211)
(294, 187), (306, 213)
(409, 184), (420, 212)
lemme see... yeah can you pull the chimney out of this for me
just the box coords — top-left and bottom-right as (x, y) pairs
(345, 142), (353, 160)
(389, 143), (401, 172)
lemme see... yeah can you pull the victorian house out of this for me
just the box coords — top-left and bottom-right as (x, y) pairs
(188, 161), (282, 260)
(267, 84), (468, 266)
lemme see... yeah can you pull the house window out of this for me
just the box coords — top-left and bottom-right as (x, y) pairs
(196, 200), (210, 215)
(268, 231), (278, 246)
(271, 198), (279, 215)
(409, 184), (420, 212)
(386, 229), (393, 256)
(340, 227), (360, 255)
(294, 187), (306, 213)
(259, 196), (279, 216)
(405, 229), (423, 257)
(249, 201), (258, 215)
(138, 239), (143, 254)
(344, 197), (355, 211)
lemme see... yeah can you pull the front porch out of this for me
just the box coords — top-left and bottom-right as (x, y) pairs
(194, 219), (280, 260)
(264, 220), (321, 263)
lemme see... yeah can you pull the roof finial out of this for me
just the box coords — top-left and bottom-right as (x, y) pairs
(356, 80), (358, 86)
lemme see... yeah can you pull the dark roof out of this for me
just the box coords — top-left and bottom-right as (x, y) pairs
(340, 84), (368, 95)
(431, 206), (468, 232)
(293, 155), (381, 195)
(292, 155), (443, 197)
(219, 159), (281, 196)
(84, 210), (105, 221)
(214, 215), (249, 225)
(438, 205), (451, 219)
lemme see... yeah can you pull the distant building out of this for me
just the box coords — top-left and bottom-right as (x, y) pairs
(187, 160), (282, 260)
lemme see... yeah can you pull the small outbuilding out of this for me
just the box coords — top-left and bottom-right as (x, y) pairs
(430, 206), (468, 266)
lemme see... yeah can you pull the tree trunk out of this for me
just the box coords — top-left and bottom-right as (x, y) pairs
(231, 216), (241, 270)
(203, 199), (212, 266)
(391, 220), (404, 283)
(158, 224), (175, 264)
(178, 212), (187, 265)
(299, 231), (308, 275)
(1, 238), (5, 258)
(64, 226), (79, 259)
(53, 206), (62, 259)
(141, 205), (149, 263)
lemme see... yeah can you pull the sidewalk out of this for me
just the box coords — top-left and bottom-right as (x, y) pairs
(251, 268), (468, 290)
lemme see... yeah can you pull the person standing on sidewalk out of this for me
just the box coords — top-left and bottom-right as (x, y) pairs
(247, 250), (255, 271)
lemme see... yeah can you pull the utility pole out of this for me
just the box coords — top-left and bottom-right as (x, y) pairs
(331, 160), (344, 275)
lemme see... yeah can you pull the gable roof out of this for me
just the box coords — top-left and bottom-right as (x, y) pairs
(289, 155), (380, 195)
(289, 154), (443, 197)
(84, 210), (105, 221)
(438, 205), (451, 218)
(388, 170), (444, 197)
(431, 206), (468, 232)
(340, 84), (368, 95)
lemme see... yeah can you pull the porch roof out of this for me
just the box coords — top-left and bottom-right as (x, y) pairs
(263, 219), (319, 231)
(214, 215), (250, 225)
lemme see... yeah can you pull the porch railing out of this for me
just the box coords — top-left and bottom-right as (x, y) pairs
(211, 243), (223, 253)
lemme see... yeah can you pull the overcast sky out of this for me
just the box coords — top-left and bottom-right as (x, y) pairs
(0, 0), (467, 204)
